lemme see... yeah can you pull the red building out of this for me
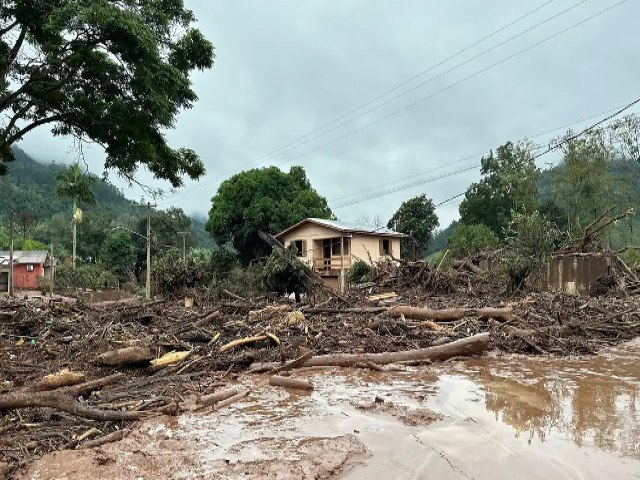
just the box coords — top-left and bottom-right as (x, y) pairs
(0, 251), (50, 291)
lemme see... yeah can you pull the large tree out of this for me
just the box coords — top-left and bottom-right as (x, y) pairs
(0, 0), (214, 184)
(207, 166), (333, 264)
(387, 194), (439, 260)
(459, 141), (539, 237)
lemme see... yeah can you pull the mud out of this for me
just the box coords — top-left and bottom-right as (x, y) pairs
(22, 339), (640, 479)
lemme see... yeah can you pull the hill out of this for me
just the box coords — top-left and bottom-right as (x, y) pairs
(0, 148), (215, 249)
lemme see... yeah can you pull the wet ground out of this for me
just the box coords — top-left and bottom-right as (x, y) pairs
(24, 339), (640, 479)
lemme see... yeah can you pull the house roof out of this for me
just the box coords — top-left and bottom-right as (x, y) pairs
(0, 250), (48, 265)
(276, 218), (404, 239)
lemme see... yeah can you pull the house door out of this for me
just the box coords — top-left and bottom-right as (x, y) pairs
(322, 239), (332, 259)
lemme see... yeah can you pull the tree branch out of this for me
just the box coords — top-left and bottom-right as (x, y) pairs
(3, 24), (27, 72)
(0, 21), (19, 37)
(0, 114), (63, 151)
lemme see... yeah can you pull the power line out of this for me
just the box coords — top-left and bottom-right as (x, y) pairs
(197, 1), (559, 181)
(330, 96), (640, 210)
(169, 0), (625, 206)
(329, 103), (628, 205)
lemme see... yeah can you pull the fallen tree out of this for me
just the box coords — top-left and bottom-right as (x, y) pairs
(250, 332), (490, 371)
(387, 306), (513, 322)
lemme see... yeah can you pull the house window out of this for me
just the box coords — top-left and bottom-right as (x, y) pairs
(331, 237), (343, 256)
(380, 238), (392, 256)
(26, 264), (34, 272)
(293, 240), (306, 257)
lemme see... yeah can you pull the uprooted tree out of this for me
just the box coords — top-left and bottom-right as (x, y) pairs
(262, 244), (311, 302)
(0, 0), (214, 183)
(387, 194), (439, 260)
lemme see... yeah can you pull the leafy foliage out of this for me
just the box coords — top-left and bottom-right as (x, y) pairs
(460, 141), (539, 237)
(447, 223), (499, 259)
(55, 264), (118, 293)
(347, 259), (373, 283)
(0, 1), (214, 184)
(153, 248), (209, 297)
(503, 211), (559, 292)
(99, 230), (136, 282)
(387, 194), (439, 260)
(262, 246), (311, 302)
(207, 166), (333, 264)
(209, 248), (240, 279)
(55, 164), (97, 209)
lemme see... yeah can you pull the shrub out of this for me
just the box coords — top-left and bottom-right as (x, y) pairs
(447, 223), (500, 259)
(503, 211), (558, 292)
(348, 259), (373, 283)
(153, 248), (210, 297)
(262, 246), (310, 302)
(55, 264), (119, 293)
(209, 248), (240, 278)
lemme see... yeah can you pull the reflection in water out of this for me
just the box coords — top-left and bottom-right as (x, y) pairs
(466, 343), (640, 457)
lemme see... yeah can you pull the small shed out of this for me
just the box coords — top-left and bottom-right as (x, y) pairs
(541, 253), (613, 294)
(0, 250), (52, 291)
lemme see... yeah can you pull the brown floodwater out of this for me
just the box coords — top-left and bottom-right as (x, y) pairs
(24, 340), (640, 479)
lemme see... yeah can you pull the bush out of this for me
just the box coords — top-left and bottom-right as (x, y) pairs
(348, 259), (373, 283)
(503, 211), (558, 292)
(447, 223), (499, 259)
(55, 264), (119, 293)
(153, 248), (210, 297)
(211, 263), (266, 299)
(262, 246), (310, 302)
(209, 248), (240, 278)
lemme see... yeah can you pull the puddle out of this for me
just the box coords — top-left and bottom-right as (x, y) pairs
(24, 340), (640, 479)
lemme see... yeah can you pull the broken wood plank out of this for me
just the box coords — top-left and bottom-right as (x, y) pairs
(367, 292), (398, 302)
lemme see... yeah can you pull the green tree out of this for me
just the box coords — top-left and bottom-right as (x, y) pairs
(460, 141), (539, 237)
(0, 1), (214, 183)
(99, 230), (136, 282)
(21, 238), (46, 251)
(447, 223), (499, 259)
(55, 163), (97, 209)
(262, 245), (311, 302)
(387, 194), (439, 260)
(207, 166), (333, 264)
(504, 211), (558, 292)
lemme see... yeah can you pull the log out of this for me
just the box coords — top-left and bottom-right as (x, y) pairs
(96, 346), (154, 366)
(304, 307), (388, 315)
(219, 335), (268, 353)
(269, 375), (314, 391)
(223, 289), (245, 301)
(211, 389), (250, 411)
(36, 369), (86, 390)
(194, 309), (221, 327)
(387, 306), (513, 323)
(78, 429), (129, 449)
(251, 333), (490, 370)
(197, 387), (241, 408)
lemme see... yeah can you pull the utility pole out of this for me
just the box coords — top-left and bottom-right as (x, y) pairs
(49, 243), (54, 297)
(8, 213), (14, 297)
(178, 231), (188, 261)
(146, 203), (152, 300)
(72, 218), (76, 268)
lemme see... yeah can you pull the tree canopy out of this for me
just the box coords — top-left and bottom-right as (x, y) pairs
(0, 0), (214, 184)
(447, 223), (499, 259)
(459, 141), (539, 237)
(206, 166), (333, 264)
(387, 194), (439, 260)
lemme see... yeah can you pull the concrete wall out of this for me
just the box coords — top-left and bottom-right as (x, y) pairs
(13, 263), (45, 289)
(280, 223), (340, 266)
(542, 254), (612, 294)
(350, 235), (400, 263)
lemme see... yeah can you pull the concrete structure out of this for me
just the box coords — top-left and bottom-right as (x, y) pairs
(276, 218), (404, 291)
(0, 250), (53, 292)
(541, 253), (613, 294)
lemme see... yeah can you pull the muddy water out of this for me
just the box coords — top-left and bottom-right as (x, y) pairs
(24, 340), (640, 479)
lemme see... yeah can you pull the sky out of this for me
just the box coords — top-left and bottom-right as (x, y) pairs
(18, 0), (640, 229)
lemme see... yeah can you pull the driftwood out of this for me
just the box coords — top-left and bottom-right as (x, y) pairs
(304, 307), (387, 315)
(194, 309), (221, 327)
(211, 389), (250, 411)
(197, 387), (242, 408)
(0, 374), (145, 421)
(251, 332), (490, 370)
(36, 369), (86, 390)
(387, 306), (513, 323)
(452, 260), (483, 274)
(223, 289), (245, 301)
(269, 375), (314, 391)
(219, 335), (268, 353)
(78, 429), (129, 449)
(96, 346), (154, 366)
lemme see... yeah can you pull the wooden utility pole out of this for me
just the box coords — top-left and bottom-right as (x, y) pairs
(146, 203), (152, 300)
(8, 213), (14, 297)
(49, 243), (54, 297)
(72, 219), (76, 268)
(178, 231), (188, 261)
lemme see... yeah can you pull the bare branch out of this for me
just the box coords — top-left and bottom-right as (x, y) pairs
(0, 114), (63, 151)
(0, 21), (19, 37)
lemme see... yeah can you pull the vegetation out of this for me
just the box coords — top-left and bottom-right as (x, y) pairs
(447, 223), (499, 259)
(459, 141), (539, 238)
(0, 0), (214, 184)
(262, 246), (311, 302)
(347, 259), (374, 283)
(387, 194), (439, 260)
(207, 166), (333, 264)
(153, 248), (209, 297)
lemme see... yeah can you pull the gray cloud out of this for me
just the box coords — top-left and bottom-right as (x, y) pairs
(18, 0), (640, 229)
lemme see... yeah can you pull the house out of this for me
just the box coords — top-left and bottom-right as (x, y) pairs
(275, 218), (404, 291)
(0, 250), (54, 292)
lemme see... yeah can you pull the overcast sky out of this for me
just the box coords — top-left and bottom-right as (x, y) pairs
(19, 0), (640, 229)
